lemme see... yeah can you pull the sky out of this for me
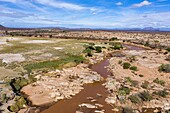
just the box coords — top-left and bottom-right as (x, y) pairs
(0, 0), (170, 28)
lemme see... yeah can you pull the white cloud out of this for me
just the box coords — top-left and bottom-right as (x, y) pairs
(115, 2), (123, 6)
(132, 0), (152, 8)
(0, 0), (16, 3)
(35, 0), (89, 10)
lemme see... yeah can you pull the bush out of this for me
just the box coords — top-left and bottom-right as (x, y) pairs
(16, 97), (27, 108)
(86, 52), (93, 57)
(153, 90), (169, 97)
(8, 96), (27, 112)
(118, 60), (122, 64)
(141, 81), (149, 89)
(123, 62), (131, 69)
(10, 78), (29, 92)
(128, 95), (141, 104)
(122, 106), (134, 113)
(8, 104), (19, 112)
(95, 46), (102, 53)
(159, 64), (170, 73)
(109, 37), (118, 41)
(166, 48), (170, 52)
(138, 91), (152, 101)
(118, 86), (131, 95)
(130, 66), (138, 71)
(125, 77), (138, 86)
(113, 44), (123, 50)
(153, 78), (165, 86)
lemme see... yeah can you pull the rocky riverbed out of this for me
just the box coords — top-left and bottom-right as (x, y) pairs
(104, 47), (170, 112)
(21, 64), (102, 107)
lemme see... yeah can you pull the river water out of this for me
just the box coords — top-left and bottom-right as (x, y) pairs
(41, 44), (152, 113)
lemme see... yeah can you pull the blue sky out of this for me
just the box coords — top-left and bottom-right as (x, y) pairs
(0, 0), (170, 28)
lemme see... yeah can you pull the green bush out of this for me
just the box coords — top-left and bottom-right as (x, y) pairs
(8, 104), (19, 112)
(159, 64), (170, 73)
(138, 91), (152, 101)
(153, 90), (169, 97)
(8, 96), (27, 112)
(153, 78), (165, 86)
(130, 66), (138, 71)
(95, 46), (102, 53)
(123, 62), (131, 69)
(10, 78), (29, 91)
(113, 44), (123, 50)
(166, 48), (170, 52)
(16, 97), (27, 108)
(109, 37), (118, 41)
(141, 81), (149, 89)
(128, 95), (141, 104)
(125, 77), (132, 83)
(118, 86), (131, 95)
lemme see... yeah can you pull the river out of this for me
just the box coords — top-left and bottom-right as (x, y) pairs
(41, 44), (150, 113)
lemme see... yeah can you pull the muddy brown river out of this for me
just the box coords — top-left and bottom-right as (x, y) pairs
(41, 44), (155, 113)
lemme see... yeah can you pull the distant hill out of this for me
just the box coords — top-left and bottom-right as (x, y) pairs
(0, 24), (169, 31)
(0, 25), (6, 30)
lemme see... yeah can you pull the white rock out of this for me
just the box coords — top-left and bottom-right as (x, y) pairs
(105, 96), (116, 104)
(79, 103), (97, 109)
(94, 110), (105, 113)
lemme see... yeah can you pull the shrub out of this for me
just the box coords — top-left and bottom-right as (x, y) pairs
(118, 86), (131, 95)
(8, 96), (27, 112)
(16, 97), (27, 109)
(10, 78), (29, 92)
(166, 48), (170, 52)
(130, 66), (138, 71)
(125, 77), (138, 86)
(123, 62), (131, 69)
(153, 78), (165, 86)
(95, 46), (102, 53)
(141, 81), (149, 89)
(159, 64), (170, 73)
(86, 52), (93, 57)
(128, 56), (136, 62)
(113, 44), (123, 50)
(8, 104), (19, 112)
(118, 60), (122, 64)
(109, 37), (118, 41)
(138, 91), (152, 101)
(122, 106), (134, 113)
(128, 95), (141, 104)
(153, 90), (169, 97)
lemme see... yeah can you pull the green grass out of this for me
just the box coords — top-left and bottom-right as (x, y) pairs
(24, 55), (85, 72)
(0, 43), (43, 53)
